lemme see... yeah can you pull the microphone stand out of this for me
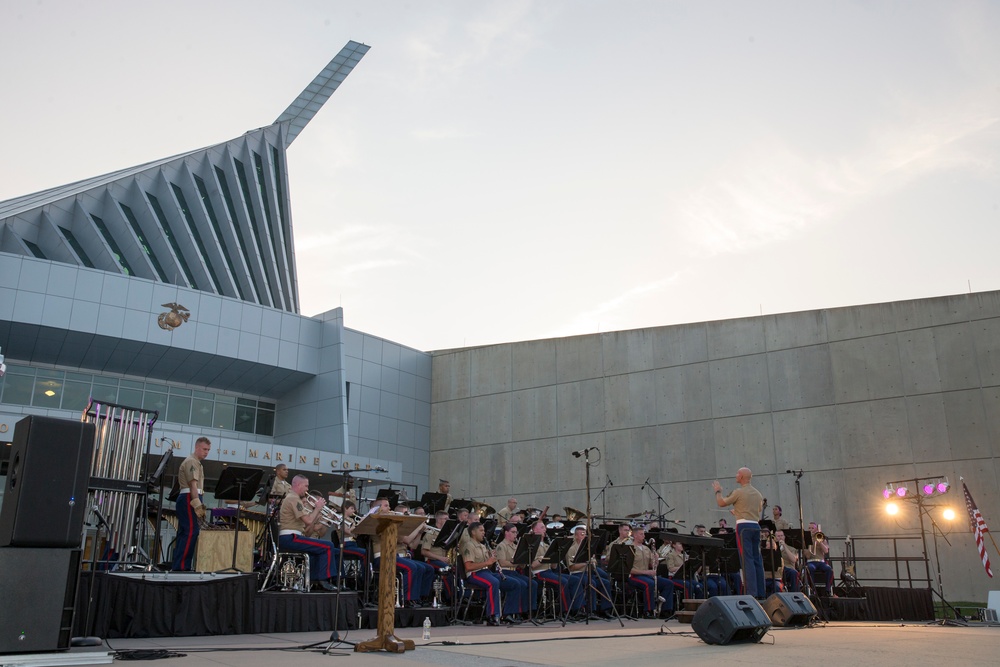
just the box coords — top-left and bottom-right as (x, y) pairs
(641, 478), (675, 529)
(787, 469), (811, 597)
(593, 476), (613, 520)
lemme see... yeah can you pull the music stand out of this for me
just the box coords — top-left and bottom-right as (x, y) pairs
(213, 466), (264, 573)
(758, 519), (777, 533)
(376, 488), (400, 509)
(512, 534), (542, 625)
(146, 450), (172, 567)
(421, 492), (449, 515)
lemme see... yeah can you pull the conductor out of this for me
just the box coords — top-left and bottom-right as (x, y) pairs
(712, 467), (765, 599)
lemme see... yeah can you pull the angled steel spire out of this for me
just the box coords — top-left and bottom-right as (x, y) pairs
(275, 40), (371, 148)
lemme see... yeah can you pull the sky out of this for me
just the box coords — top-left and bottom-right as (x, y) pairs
(2, 1), (998, 351)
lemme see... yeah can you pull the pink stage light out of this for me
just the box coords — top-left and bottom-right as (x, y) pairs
(896, 486), (908, 497)
(923, 483), (936, 495)
(937, 481), (950, 494)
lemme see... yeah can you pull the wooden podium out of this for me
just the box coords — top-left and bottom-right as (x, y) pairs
(353, 512), (427, 653)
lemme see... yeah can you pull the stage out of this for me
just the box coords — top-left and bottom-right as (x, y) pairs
(33, 616), (1000, 667)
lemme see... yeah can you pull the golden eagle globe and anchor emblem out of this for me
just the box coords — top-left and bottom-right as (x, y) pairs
(157, 303), (191, 331)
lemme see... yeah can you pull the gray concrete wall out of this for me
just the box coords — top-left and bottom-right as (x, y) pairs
(430, 291), (1000, 602)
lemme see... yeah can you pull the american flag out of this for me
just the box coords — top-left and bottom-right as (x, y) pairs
(962, 478), (993, 578)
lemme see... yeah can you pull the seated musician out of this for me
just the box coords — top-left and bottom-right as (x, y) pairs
(627, 527), (675, 617)
(772, 505), (791, 530)
(604, 524), (632, 561)
(805, 522), (833, 595)
(761, 527), (784, 595)
(493, 524), (536, 616)
(278, 474), (339, 591)
(421, 510), (454, 599)
(338, 500), (366, 568)
(693, 524), (708, 537)
(661, 540), (703, 598)
(529, 519), (582, 614)
(462, 521), (522, 625)
(496, 498), (519, 524)
(566, 524), (614, 617)
(775, 529), (800, 592)
(369, 498), (434, 606)
(717, 518), (731, 534)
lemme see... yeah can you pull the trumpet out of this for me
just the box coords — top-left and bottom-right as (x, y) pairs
(302, 491), (342, 527)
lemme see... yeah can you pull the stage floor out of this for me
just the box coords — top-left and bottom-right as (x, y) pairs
(46, 617), (1000, 667)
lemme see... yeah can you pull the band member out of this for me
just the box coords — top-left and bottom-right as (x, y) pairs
(339, 500), (366, 568)
(760, 527), (784, 595)
(438, 479), (453, 512)
(462, 521), (522, 625)
(529, 519), (582, 613)
(693, 524), (708, 537)
(172, 437), (210, 571)
(662, 540), (702, 598)
(713, 467), (766, 599)
(271, 463), (291, 497)
(776, 529), (800, 592)
(278, 474), (339, 590)
(628, 527), (675, 617)
(496, 498), (519, 524)
(369, 498), (434, 605)
(565, 525), (614, 616)
(604, 524), (632, 560)
(805, 522), (833, 594)
(772, 505), (791, 530)
(494, 524), (536, 614)
(421, 511), (453, 599)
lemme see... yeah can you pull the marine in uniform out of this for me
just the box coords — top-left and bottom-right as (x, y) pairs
(172, 437), (210, 571)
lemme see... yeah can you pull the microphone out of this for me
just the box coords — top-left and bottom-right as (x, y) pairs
(608, 476), (614, 487)
(571, 448), (592, 458)
(640, 477), (649, 491)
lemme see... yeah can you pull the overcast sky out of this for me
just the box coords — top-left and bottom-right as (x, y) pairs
(3, 1), (998, 351)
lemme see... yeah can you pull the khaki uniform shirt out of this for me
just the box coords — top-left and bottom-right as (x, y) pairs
(279, 492), (308, 533)
(631, 544), (657, 573)
(773, 517), (792, 530)
(494, 538), (518, 570)
(462, 539), (490, 577)
(532, 540), (551, 574)
(664, 550), (685, 574)
(271, 478), (291, 497)
(780, 543), (798, 568)
(496, 507), (516, 524)
(421, 527), (448, 561)
(720, 484), (764, 522)
(566, 541), (585, 569)
(604, 536), (630, 559)
(178, 455), (204, 493)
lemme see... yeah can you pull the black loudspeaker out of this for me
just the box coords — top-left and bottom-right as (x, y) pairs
(691, 595), (771, 645)
(762, 591), (817, 627)
(0, 548), (81, 653)
(0, 416), (96, 547)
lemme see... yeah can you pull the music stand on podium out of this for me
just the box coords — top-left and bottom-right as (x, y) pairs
(353, 512), (426, 653)
(213, 466), (263, 573)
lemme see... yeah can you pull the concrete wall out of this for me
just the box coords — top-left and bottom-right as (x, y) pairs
(430, 291), (1000, 601)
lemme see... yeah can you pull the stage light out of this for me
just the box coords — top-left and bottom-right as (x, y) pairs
(943, 508), (956, 521)
(886, 502), (899, 515)
(937, 479), (950, 494)
(883, 484), (894, 499)
(896, 485), (909, 497)
(923, 482), (936, 495)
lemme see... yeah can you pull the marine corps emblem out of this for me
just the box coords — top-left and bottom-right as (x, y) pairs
(157, 302), (191, 331)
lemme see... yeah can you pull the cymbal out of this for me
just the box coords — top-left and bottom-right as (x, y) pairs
(625, 512), (644, 518)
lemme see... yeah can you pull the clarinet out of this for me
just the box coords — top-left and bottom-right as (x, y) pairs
(488, 547), (506, 580)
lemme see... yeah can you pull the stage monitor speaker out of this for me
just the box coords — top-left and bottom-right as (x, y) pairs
(763, 591), (817, 627)
(0, 548), (81, 653)
(691, 595), (771, 645)
(0, 415), (96, 548)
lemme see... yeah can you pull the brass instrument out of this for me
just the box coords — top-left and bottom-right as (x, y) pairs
(301, 491), (342, 527)
(564, 506), (586, 523)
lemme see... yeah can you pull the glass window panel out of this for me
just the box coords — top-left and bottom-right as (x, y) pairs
(215, 395), (236, 405)
(117, 388), (143, 410)
(193, 390), (215, 400)
(258, 401), (275, 411)
(213, 401), (236, 430)
(65, 371), (94, 382)
(234, 402), (256, 433)
(190, 398), (215, 427)
(61, 381), (93, 411)
(169, 387), (192, 397)
(36, 369), (65, 380)
(119, 379), (144, 390)
(142, 391), (168, 414)
(166, 395), (192, 423)
(32, 377), (63, 408)
(91, 375), (118, 387)
(145, 383), (169, 393)
(255, 409), (274, 436)
(1, 374), (34, 405)
(236, 397), (257, 408)
(89, 383), (118, 403)
(5, 364), (34, 376)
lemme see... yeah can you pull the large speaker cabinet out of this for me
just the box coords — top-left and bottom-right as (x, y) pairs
(0, 415), (96, 547)
(691, 595), (772, 645)
(762, 591), (817, 627)
(0, 548), (81, 653)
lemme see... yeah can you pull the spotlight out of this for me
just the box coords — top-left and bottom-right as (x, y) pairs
(896, 485), (909, 497)
(883, 484), (894, 499)
(943, 508), (956, 521)
(923, 483), (936, 496)
(937, 479), (950, 494)
(886, 502), (899, 515)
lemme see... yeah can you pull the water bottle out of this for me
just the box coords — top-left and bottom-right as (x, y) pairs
(422, 617), (431, 640)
